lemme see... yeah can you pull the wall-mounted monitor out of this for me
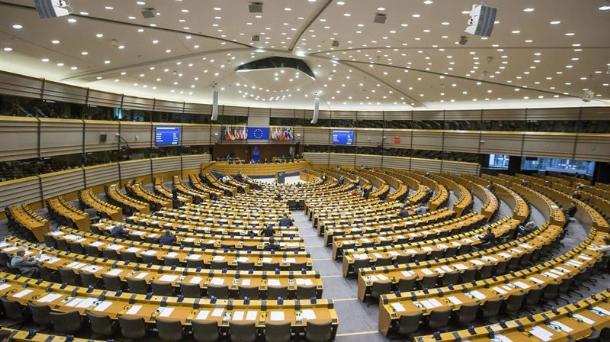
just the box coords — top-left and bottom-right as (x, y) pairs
(154, 126), (181, 146)
(271, 127), (294, 142)
(247, 127), (270, 140)
(222, 126), (247, 141)
(332, 130), (355, 145)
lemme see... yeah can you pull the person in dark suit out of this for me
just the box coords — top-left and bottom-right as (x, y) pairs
(279, 216), (292, 227)
(263, 224), (275, 237)
(158, 230), (177, 245)
(110, 225), (128, 238)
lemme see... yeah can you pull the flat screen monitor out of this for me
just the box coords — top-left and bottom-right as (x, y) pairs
(332, 130), (355, 145)
(247, 127), (270, 140)
(155, 126), (181, 146)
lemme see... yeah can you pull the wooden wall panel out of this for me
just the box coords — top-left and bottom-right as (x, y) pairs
(527, 107), (580, 121)
(152, 156), (181, 174)
(411, 158), (442, 173)
(182, 154), (210, 170)
(575, 134), (610, 162)
(356, 154), (382, 167)
(412, 130), (443, 151)
(355, 128), (383, 147)
(0, 116), (38, 161)
(182, 124), (210, 146)
(444, 131), (480, 153)
(357, 111), (383, 121)
(0, 176), (41, 208)
(382, 156), (411, 170)
(329, 153), (356, 166)
(522, 133), (576, 159)
(84, 163), (119, 187)
(84, 120), (119, 153)
(303, 127), (330, 145)
(384, 129), (412, 149)
(302, 152), (329, 165)
(39, 118), (83, 157)
(41, 169), (84, 199)
(119, 159), (151, 179)
(479, 132), (523, 155)
(270, 108), (294, 118)
(385, 111), (412, 121)
(121, 122), (152, 149)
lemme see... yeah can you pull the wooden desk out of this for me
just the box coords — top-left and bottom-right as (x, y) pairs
(106, 184), (150, 214)
(8, 205), (49, 242)
(79, 188), (123, 221)
(47, 197), (90, 231)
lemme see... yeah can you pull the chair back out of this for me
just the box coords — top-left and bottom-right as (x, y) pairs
(428, 308), (451, 330)
(152, 280), (174, 296)
(207, 284), (229, 299)
(238, 285), (260, 300)
(118, 315), (147, 339)
(87, 312), (115, 337)
(267, 285), (289, 300)
(127, 277), (149, 294)
(156, 317), (183, 342)
(181, 282), (202, 297)
(305, 319), (333, 342)
(102, 274), (122, 291)
(192, 320), (219, 342)
(229, 321), (257, 342)
(397, 312), (421, 335)
(28, 303), (51, 326)
(265, 320), (291, 342)
(50, 310), (82, 334)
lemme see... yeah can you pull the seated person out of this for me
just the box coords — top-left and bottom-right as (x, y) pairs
(275, 193), (283, 201)
(9, 250), (39, 277)
(399, 207), (410, 218)
(414, 205), (428, 215)
(279, 216), (292, 227)
(263, 224), (275, 237)
(480, 228), (495, 245)
(565, 202), (577, 218)
(514, 221), (537, 238)
(486, 181), (494, 192)
(110, 225), (128, 238)
(158, 230), (177, 245)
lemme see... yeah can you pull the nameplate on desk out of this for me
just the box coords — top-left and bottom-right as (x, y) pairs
(105, 269), (122, 277)
(94, 301), (113, 312)
(391, 302), (405, 312)
(572, 313), (594, 325)
(549, 321), (573, 333)
(592, 306), (610, 316)
(159, 275), (178, 282)
(12, 289), (33, 298)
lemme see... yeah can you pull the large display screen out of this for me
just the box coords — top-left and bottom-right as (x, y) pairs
(247, 127), (270, 140)
(154, 126), (181, 146)
(222, 126), (247, 141)
(271, 127), (294, 142)
(332, 130), (355, 145)
(521, 157), (595, 176)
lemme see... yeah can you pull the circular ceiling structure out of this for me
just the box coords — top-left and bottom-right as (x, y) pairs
(0, 0), (608, 110)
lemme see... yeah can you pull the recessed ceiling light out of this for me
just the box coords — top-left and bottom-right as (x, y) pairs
(565, 32), (575, 36)
(41, 58), (49, 62)
(51, 39), (60, 44)
(12, 24), (23, 30)
(336, 1), (345, 5)
(441, 22), (449, 26)
(599, 5), (610, 10)
(523, 8), (535, 12)
(549, 20), (561, 25)
(67, 18), (77, 23)
(424, 0), (433, 4)
(104, 6), (114, 10)
(96, 33), (104, 38)
(412, 13), (420, 18)
(81, 51), (88, 55)
(511, 30), (520, 34)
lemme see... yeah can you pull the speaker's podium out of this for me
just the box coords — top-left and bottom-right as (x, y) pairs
(276, 172), (286, 184)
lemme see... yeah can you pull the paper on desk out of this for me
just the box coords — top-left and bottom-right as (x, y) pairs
(37, 293), (62, 303)
(492, 287), (507, 295)
(90, 241), (104, 247)
(196, 310), (210, 320)
(187, 254), (201, 260)
(301, 309), (316, 320)
(94, 301), (113, 312)
(529, 326), (554, 341)
(158, 307), (175, 317)
(66, 298), (83, 307)
(210, 277), (224, 285)
(592, 306), (610, 316)
(126, 247), (140, 253)
(232, 311), (245, 320)
(391, 303), (405, 312)
(447, 296), (462, 305)
(166, 252), (178, 258)
(491, 335), (513, 342)
(269, 311), (285, 321)
(268, 279), (281, 286)
(0, 283), (11, 291)
(77, 297), (98, 309)
(12, 289), (33, 298)
(105, 269), (122, 276)
(246, 311), (257, 321)
(573, 313), (594, 325)
(126, 305), (142, 315)
(211, 308), (224, 317)
(212, 256), (225, 262)
(241, 279), (251, 286)
(468, 290), (486, 300)
(528, 276), (545, 285)
(136, 272), (148, 279)
(81, 265), (101, 273)
(296, 278), (313, 286)
(159, 275), (178, 282)
(513, 281), (530, 289)
(190, 276), (203, 284)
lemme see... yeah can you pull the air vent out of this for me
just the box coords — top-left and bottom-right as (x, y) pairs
(332, 40), (340, 47)
(374, 12), (387, 24)
(252, 34), (260, 42)
(249, 2), (263, 13)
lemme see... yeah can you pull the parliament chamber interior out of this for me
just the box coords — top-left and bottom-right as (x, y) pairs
(0, 1), (609, 341)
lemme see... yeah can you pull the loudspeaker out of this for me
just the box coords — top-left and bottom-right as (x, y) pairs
(311, 95), (320, 124)
(34, 0), (70, 18)
(465, 4), (496, 37)
(211, 89), (219, 121)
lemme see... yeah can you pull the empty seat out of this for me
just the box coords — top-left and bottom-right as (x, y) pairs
(50, 310), (82, 334)
(504, 293), (526, 314)
(296, 285), (317, 300)
(477, 264), (494, 280)
(123, 277), (147, 294)
(59, 267), (79, 286)
(187, 259), (204, 268)
(375, 256), (393, 267)
(67, 241), (85, 254)
(543, 283), (560, 301)
(1, 298), (25, 321)
(265, 320), (291, 342)
(481, 298), (503, 318)
(238, 285), (260, 300)
(121, 251), (140, 263)
(427, 308), (451, 330)
(494, 260), (509, 275)
(396, 312), (421, 336)
(118, 315), (147, 339)
(87, 312), (116, 338)
(370, 280), (392, 300)
(352, 259), (370, 275)
(456, 303), (478, 324)
(156, 317), (184, 342)
(102, 274), (122, 291)
(181, 282), (202, 297)
(207, 284), (229, 299)
(398, 276), (416, 292)
(80, 271), (99, 288)
(440, 271), (459, 286)
(237, 261), (254, 271)
(84, 245), (101, 257)
(420, 274), (438, 290)
(102, 248), (120, 260)
(28, 303), (51, 326)
(192, 320), (220, 342)
(55, 238), (69, 251)
(305, 319), (333, 342)
(164, 257), (180, 267)
(211, 260), (228, 269)
(460, 268), (477, 283)
(267, 285), (289, 300)
(152, 280), (174, 296)
(142, 254), (160, 265)
(525, 287), (544, 306)
(229, 321), (257, 342)
(290, 262), (307, 271)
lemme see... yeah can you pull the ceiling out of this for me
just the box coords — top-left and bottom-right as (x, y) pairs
(0, 0), (609, 111)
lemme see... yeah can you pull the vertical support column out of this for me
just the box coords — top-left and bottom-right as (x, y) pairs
(507, 156), (522, 176)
